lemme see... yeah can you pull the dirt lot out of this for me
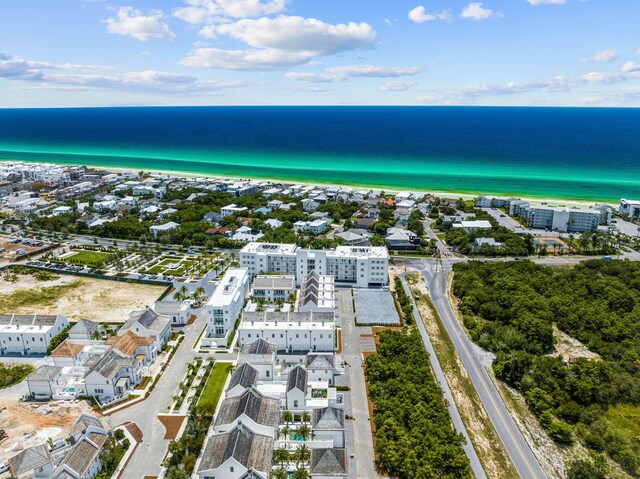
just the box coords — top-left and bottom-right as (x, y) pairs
(0, 273), (166, 322)
(0, 399), (108, 459)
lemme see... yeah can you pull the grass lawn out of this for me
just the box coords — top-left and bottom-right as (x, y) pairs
(66, 250), (113, 265)
(197, 362), (233, 410)
(0, 363), (35, 389)
(606, 404), (640, 445)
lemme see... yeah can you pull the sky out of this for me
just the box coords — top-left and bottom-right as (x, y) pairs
(1, 0), (639, 107)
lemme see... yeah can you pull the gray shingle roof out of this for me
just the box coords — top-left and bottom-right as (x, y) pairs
(228, 363), (258, 390)
(241, 338), (277, 355)
(198, 424), (273, 473)
(9, 445), (52, 477)
(122, 308), (169, 333)
(215, 387), (280, 429)
(287, 365), (307, 393)
(58, 438), (100, 475)
(310, 448), (347, 476)
(305, 354), (334, 370)
(70, 414), (104, 438)
(238, 470), (267, 479)
(312, 407), (345, 430)
(88, 350), (134, 379)
(68, 319), (100, 335)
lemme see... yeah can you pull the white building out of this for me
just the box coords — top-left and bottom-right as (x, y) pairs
(0, 314), (69, 356)
(240, 243), (388, 288)
(221, 203), (248, 218)
(251, 275), (295, 303)
(154, 299), (191, 326)
(118, 308), (171, 356)
(51, 206), (73, 216)
(149, 221), (180, 238)
(297, 272), (336, 314)
(510, 202), (604, 232)
(620, 199), (640, 218)
(293, 219), (330, 235)
(475, 195), (518, 208)
(205, 268), (250, 341)
(452, 220), (493, 233)
(238, 311), (335, 353)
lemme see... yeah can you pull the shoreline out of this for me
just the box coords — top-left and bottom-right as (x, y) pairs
(1, 157), (613, 208)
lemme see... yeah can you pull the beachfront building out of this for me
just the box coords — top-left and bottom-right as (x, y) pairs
(620, 199), (640, 218)
(509, 202), (605, 232)
(475, 195), (519, 208)
(251, 275), (295, 303)
(204, 268), (250, 342)
(240, 243), (388, 288)
(0, 314), (69, 356)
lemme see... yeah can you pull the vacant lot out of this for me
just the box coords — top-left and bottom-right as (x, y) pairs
(0, 398), (106, 458)
(0, 273), (166, 321)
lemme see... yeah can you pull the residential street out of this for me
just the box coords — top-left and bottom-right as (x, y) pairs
(110, 315), (204, 479)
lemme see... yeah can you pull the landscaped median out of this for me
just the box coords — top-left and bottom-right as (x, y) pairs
(163, 361), (233, 478)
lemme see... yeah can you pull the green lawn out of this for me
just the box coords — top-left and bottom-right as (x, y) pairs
(65, 250), (113, 266)
(197, 362), (233, 410)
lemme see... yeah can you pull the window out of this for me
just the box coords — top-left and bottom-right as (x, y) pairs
(294, 400), (299, 407)
(95, 388), (104, 394)
(266, 370), (270, 377)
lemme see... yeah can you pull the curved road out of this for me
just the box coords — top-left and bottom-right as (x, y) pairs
(407, 257), (547, 479)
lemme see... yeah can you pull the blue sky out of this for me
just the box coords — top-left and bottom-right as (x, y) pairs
(1, 0), (639, 107)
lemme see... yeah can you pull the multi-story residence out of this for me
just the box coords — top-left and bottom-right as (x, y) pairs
(509, 202), (605, 232)
(205, 268), (250, 341)
(296, 272), (336, 314)
(221, 203), (249, 218)
(0, 314), (69, 356)
(251, 275), (295, 303)
(240, 243), (388, 288)
(238, 311), (335, 353)
(118, 308), (171, 357)
(620, 198), (640, 218)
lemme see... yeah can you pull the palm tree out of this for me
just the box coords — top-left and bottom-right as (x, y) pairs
(296, 424), (313, 442)
(272, 446), (290, 467)
(269, 468), (288, 479)
(175, 285), (189, 301)
(277, 426), (291, 441)
(291, 465), (310, 479)
(293, 444), (310, 466)
(300, 411), (311, 424)
(192, 286), (206, 303)
(281, 410), (293, 426)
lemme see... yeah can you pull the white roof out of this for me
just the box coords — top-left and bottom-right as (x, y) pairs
(241, 242), (298, 255)
(460, 220), (492, 229)
(207, 268), (249, 308)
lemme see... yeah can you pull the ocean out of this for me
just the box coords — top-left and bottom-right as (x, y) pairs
(0, 106), (638, 202)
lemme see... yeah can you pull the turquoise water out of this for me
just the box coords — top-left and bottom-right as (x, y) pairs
(0, 106), (638, 201)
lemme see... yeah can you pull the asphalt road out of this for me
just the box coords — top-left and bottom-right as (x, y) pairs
(408, 257), (548, 479)
(400, 275), (487, 479)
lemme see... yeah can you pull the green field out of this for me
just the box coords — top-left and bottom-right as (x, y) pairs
(197, 362), (233, 410)
(65, 250), (113, 266)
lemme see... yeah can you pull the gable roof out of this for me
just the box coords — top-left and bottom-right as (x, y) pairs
(241, 338), (277, 355)
(27, 365), (62, 382)
(312, 407), (345, 430)
(68, 319), (100, 336)
(87, 349), (134, 379)
(215, 387), (280, 429)
(9, 445), (52, 477)
(70, 414), (105, 438)
(310, 448), (347, 476)
(198, 424), (273, 474)
(121, 308), (169, 333)
(228, 362), (258, 391)
(58, 437), (102, 476)
(287, 365), (307, 393)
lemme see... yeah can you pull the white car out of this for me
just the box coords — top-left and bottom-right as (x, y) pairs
(0, 462), (10, 474)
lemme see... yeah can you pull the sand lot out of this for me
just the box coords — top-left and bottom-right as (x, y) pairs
(0, 273), (166, 322)
(0, 399), (108, 459)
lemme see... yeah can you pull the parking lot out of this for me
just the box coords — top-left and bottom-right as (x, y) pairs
(353, 289), (400, 325)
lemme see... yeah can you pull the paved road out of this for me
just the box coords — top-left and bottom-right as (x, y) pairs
(110, 314), (204, 479)
(406, 257), (548, 479)
(338, 290), (384, 479)
(399, 275), (487, 479)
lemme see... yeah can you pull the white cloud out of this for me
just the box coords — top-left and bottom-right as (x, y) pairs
(407, 6), (451, 23)
(461, 2), (497, 20)
(526, 0), (566, 5)
(286, 64), (421, 82)
(174, 0), (287, 24)
(0, 51), (246, 94)
(182, 16), (377, 71)
(105, 7), (176, 42)
(622, 61), (640, 73)
(418, 68), (637, 104)
(215, 16), (376, 55)
(380, 80), (415, 91)
(581, 49), (619, 63)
